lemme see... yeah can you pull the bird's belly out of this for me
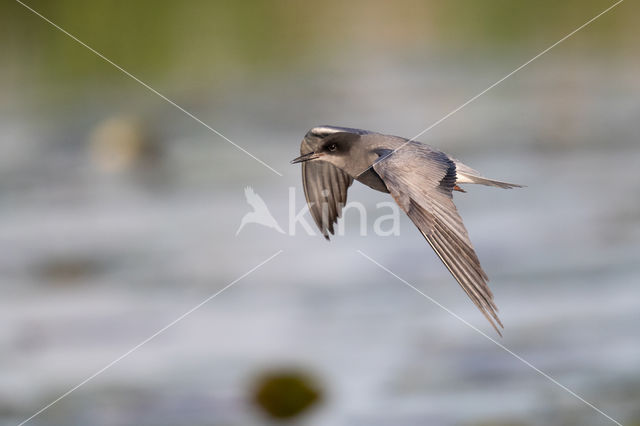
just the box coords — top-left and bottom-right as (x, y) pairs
(356, 169), (389, 193)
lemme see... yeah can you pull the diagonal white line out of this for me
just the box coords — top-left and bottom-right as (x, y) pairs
(17, 250), (283, 426)
(14, 0), (283, 177)
(356, 0), (624, 179)
(356, 250), (623, 426)
(408, 0), (623, 143)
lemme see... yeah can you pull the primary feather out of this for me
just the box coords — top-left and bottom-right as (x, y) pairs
(373, 143), (503, 335)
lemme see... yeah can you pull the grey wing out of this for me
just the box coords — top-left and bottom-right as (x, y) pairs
(301, 140), (353, 240)
(373, 144), (503, 335)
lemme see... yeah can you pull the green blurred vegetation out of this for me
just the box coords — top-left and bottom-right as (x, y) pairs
(1, 0), (636, 90)
(251, 369), (323, 420)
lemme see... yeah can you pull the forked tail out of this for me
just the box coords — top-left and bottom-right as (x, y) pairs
(454, 160), (524, 189)
(457, 173), (523, 189)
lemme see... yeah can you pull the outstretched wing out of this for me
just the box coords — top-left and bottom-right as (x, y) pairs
(300, 139), (353, 240)
(373, 143), (503, 335)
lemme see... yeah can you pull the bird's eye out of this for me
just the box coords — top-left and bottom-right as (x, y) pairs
(328, 143), (337, 152)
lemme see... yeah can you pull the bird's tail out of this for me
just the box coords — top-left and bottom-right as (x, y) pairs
(454, 160), (524, 189)
(457, 173), (523, 189)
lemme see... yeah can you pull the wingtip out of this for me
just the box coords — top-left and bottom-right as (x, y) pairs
(491, 316), (504, 337)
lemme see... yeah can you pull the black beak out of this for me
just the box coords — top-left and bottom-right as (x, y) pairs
(291, 152), (321, 164)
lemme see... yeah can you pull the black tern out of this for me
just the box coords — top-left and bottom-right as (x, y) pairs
(291, 125), (523, 334)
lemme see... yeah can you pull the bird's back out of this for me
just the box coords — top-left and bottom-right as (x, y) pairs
(354, 135), (446, 194)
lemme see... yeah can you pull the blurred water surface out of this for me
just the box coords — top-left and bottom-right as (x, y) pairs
(1, 1), (639, 425)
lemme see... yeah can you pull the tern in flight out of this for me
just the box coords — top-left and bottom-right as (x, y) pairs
(292, 126), (523, 335)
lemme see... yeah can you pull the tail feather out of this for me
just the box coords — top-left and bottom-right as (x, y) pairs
(458, 173), (524, 189)
(453, 160), (524, 189)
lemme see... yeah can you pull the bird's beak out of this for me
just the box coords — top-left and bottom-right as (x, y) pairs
(291, 151), (322, 164)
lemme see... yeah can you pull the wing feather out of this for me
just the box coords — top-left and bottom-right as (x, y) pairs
(301, 140), (353, 239)
(374, 143), (503, 334)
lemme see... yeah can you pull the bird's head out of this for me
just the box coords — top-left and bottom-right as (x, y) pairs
(291, 125), (367, 170)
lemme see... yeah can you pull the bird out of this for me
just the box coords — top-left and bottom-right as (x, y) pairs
(291, 125), (523, 335)
(236, 186), (285, 235)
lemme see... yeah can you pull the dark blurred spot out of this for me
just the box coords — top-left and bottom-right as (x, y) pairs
(251, 369), (323, 420)
(37, 256), (102, 285)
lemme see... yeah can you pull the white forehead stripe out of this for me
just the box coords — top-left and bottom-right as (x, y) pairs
(310, 126), (342, 136)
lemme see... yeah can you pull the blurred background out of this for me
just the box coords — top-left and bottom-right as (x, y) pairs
(1, 0), (639, 425)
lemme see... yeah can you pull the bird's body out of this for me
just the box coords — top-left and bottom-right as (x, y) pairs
(292, 125), (523, 335)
